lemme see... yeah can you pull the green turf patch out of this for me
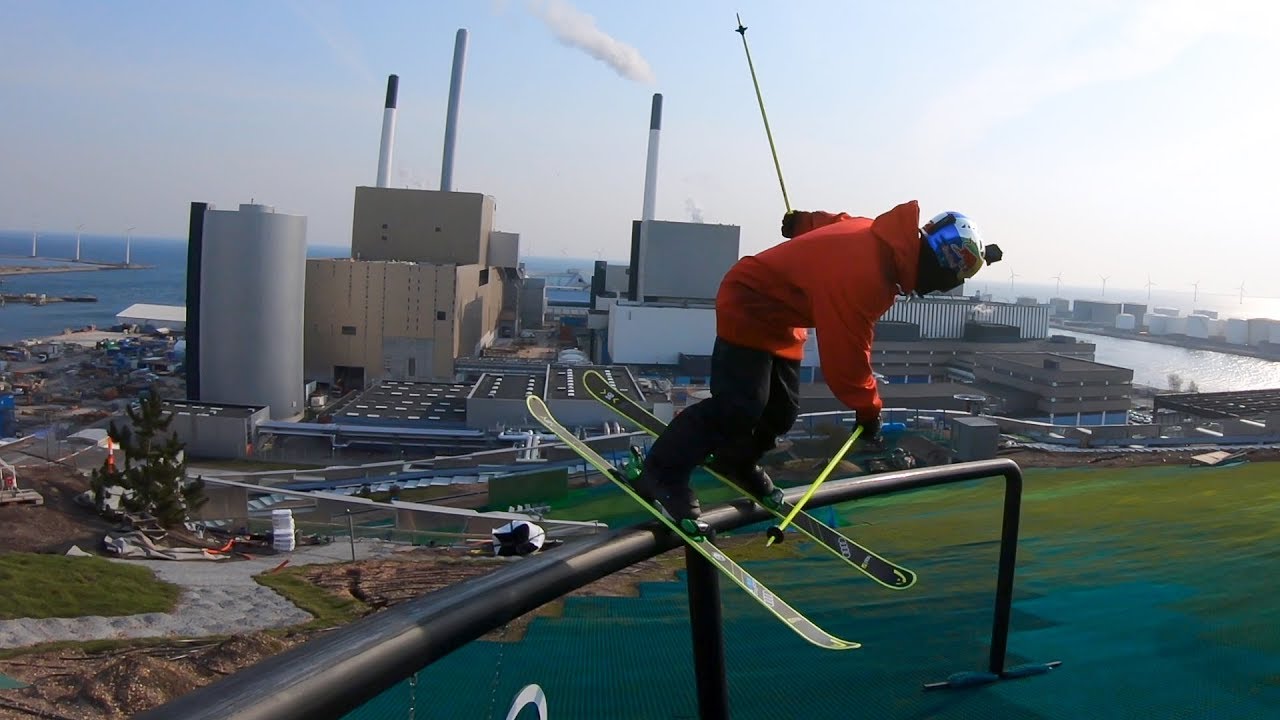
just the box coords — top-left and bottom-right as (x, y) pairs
(254, 566), (370, 631)
(0, 553), (181, 620)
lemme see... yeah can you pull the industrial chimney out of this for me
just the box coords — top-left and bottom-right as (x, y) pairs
(641, 93), (662, 221)
(375, 74), (399, 188)
(440, 29), (469, 192)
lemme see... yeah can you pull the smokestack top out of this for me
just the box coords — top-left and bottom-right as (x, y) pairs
(384, 74), (399, 109)
(440, 28), (469, 193)
(649, 93), (663, 130)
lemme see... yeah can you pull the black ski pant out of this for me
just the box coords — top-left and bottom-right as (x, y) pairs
(643, 337), (801, 487)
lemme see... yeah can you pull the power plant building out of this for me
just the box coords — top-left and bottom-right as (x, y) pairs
(304, 187), (515, 390)
(186, 202), (308, 421)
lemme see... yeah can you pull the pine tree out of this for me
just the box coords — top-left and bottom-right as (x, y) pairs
(91, 387), (206, 528)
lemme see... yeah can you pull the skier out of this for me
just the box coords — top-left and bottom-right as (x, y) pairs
(632, 200), (1002, 521)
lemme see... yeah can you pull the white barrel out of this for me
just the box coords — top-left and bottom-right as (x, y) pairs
(271, 508), (296, 551)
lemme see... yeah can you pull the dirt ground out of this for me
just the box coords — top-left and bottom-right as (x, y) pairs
(0, 547), (681, 719)
(0, 464), (116, 555)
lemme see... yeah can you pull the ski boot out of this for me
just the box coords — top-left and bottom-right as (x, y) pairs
(706, 454), (786, 511)
(624, 446), (709, 538)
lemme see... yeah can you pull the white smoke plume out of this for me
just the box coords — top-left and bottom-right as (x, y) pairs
(528, 0), (656, 84)
(684, 198), (705, 223)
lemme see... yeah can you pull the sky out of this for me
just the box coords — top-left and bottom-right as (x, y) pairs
(2, 0), (1279, 296)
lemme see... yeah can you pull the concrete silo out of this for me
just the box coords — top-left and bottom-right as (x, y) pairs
(188, 202), (307, 420)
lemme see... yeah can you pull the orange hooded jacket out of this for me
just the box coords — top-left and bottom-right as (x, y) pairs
(715, 200), (924, 421)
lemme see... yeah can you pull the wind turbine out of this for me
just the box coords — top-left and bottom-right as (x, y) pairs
(124, 226), (135, 266)
(75, 223), (85, 262)
(1052, 272), (1063, 296)
(1099, 274), (1110, 298)
(1237, 282), (1246, 305)
(1145, 274), (1156, 302)
(1008, 268), (1019, 294)
(1191, 280), (1200, 303)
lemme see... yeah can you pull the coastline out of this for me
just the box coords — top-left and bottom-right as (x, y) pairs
(1049, 320), (1280, 362)
(0, 264), (152, 276)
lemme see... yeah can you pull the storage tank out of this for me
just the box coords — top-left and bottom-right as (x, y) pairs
(1184, 314), (1211, 339)
(1248, 318), (1275, 346)
(1147, 314), (1169, 335)
(1153, 306), (1179, 317)
(1115, 313), (1136, 331)
(1225, 318), (1249, 345)
(198, 203), (307, 420)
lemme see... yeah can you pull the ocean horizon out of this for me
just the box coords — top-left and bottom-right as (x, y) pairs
(5, 228), (1280, 342)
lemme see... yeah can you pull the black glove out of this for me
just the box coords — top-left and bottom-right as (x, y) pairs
(780, 211), (801, 238)
(856, 415), (880, 443)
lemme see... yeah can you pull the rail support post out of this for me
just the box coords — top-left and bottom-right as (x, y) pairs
(686, 544), (730, 719)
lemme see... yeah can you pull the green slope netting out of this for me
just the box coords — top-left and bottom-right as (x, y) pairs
(345, 462), (1280, 719)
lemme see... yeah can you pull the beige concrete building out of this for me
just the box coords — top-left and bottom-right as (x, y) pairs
(304, 187), (518, 389)
(350, 187), (496, 265)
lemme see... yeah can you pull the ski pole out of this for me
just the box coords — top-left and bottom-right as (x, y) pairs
(734, 14), (791, 213)
(766, 425), (863, 546)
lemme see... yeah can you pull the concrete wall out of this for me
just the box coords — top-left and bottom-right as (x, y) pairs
(165, 404), (269, 459)
(191, 484), (250, 524)
(199, 203), (307, 420)
(635, 221), (739, 301)
(520, 278), (547, 329)
(607, 303), (715, 364)
(489, 231), (520, 268)
(351, 187), (494, 266)
(603, 264), (630, 294)
(466, 396), (532, 430)
(305, 260), (460, 384)
(453, 264), (502, 360)
(544, 397), (625, 430)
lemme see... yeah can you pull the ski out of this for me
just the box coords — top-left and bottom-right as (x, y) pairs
(525, 393), (860, 651)
(581, 369), (917, 591)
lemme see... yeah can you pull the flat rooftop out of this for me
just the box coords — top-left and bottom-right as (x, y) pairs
(163, 400), (264, 419)
(1155, 388), (1280, 419)
(471, 372), (547, 400)
(117, 302), (187, 326)
(339, 380), (470, 424)
(800, 381), (985, 400)
(547, 364), (640, 402)
(983, 352), (1129, 373)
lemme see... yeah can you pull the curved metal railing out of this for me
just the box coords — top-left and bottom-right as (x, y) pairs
(136, 458), (1056, 720)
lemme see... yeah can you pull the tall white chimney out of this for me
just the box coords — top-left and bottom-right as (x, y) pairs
(376, 74), (399, 188)
(641, 93), (662, 222)
(440, 29), (469, 192)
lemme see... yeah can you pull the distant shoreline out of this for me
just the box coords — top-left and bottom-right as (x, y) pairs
(1050, 320), (1280, 362)
(0, 263), (152, 277)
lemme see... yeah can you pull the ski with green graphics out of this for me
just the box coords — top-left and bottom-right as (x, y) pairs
(524, 393), (860, 651)
(581, 369), (917, 591)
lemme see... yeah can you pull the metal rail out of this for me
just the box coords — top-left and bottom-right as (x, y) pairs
(138, 458), (1054, 720)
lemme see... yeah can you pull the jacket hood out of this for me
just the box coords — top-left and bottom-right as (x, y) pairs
(871, 200), (923, 293)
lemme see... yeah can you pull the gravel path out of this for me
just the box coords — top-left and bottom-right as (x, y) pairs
(0, 539), (402, 649)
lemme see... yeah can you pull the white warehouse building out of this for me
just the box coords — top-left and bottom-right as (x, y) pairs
(606, 302), (715, 365)
(604, 295), (1052, 365)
